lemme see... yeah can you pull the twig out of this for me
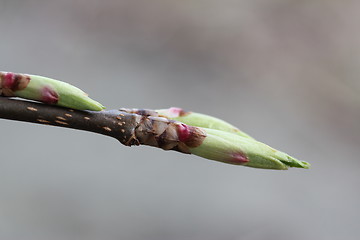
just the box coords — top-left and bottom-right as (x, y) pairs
(0, 97), (204, 154)
(0, 98), (310, 170)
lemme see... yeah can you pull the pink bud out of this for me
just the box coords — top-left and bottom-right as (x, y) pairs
(3, 72), (16, 89)
(228, 152), (249, 164)
(41, 86), (59, 104)
(177, 123), (191, 142)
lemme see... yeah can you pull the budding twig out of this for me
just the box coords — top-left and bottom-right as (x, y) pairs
(0, 98), (310, 170)
(0, 71), (310, 170)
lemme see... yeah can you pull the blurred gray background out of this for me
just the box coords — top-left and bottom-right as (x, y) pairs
(1, 0), (360, 239)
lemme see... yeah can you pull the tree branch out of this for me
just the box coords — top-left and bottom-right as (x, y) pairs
(0, 97), (310, 169)
(0, 98), (123, 139)
(0, 97), (205, 154)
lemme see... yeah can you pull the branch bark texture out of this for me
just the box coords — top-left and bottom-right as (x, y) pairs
(0, 98), (205, 154)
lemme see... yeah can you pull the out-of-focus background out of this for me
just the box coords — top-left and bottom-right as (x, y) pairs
(1, 0), (360, 239)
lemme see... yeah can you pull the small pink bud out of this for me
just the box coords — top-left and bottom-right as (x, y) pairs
(41, 86), (59, 104)
(177, 123), (191, 142)
(3, 72), (16, 89)
(229, 152), (249, 164)
(168, 107), (184, 117)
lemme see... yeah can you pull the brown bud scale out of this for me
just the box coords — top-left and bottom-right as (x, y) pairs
(117, 113), (206, 153)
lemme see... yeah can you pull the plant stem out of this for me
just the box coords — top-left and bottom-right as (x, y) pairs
(0, 97), (310, 169)
(0, 97), (205, 154)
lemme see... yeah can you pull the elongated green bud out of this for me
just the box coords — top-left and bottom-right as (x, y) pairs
(121, 110), (309, 169)
(0, 71), (105, 111)
(190, 128), (310, 170)
(156, 107), (254, 139)
(119, 107), (308, 170)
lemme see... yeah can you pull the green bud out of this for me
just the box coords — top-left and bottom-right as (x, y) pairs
(0, 72), (105, 111)
(190, 128), (310, 170)
(25, 74), (105, 111)
(156, 107), (254, 139)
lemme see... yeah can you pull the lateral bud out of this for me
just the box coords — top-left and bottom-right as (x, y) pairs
(0, 71), (105, 111)
(156, 107), (254, 139)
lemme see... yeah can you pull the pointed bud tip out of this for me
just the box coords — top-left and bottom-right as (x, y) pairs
(274, 152), (310, 169)
(283, 158), (311, 169)
(88, 101), (106, 111)
(189, 128), (310, 170)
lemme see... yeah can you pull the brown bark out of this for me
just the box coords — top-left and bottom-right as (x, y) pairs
(0, 98), (206, 154)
